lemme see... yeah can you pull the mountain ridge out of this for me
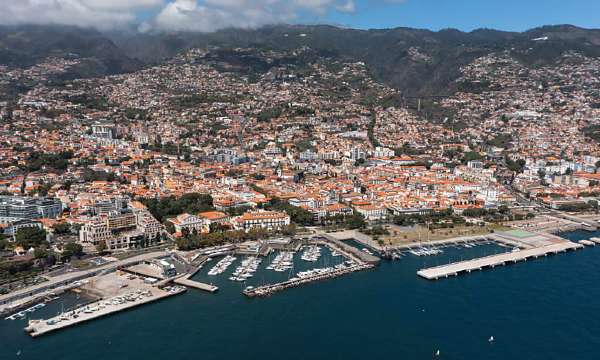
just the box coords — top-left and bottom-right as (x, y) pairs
(2, 24), (600, 96)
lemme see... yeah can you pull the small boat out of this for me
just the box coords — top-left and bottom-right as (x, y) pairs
(489, 336), (494, 342)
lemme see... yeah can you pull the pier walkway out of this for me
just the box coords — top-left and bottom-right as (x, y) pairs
(173, 278), (218, 292)
(25, 286), (186, 337)
(172, 262), (218, 293)
(417, 241), (583, 280)
(317, 237), (380, 264)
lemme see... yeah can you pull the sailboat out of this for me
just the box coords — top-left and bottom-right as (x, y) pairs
(435, 349), (440, 356)
(488, 336), (494, 343)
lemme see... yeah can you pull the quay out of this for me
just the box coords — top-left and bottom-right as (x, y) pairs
(316, 236), (380, 265)
(173, 278), (218, 292)
(243, 263), (375, 297)
(392, 235), (498, 251)
(546, 210), (598, 231)
(417, 241), (583, 280)
(0, 250), (169, 314)
(172, 259), (218, 293)
(25, 279), (187, 337)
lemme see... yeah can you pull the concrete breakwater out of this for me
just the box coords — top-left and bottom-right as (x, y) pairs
(243, 263), (375, 298)
(25, 285), (187, 338)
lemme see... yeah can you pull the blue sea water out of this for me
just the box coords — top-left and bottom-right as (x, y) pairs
(1, 230), (599, 360)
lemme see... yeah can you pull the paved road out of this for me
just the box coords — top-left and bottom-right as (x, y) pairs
(0, 250), (168, 308)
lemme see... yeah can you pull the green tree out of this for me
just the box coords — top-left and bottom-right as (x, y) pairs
(15, 227), (47, 248)
(62, 243), (83, 260)
(34, 247), (50, 259)
(264, 197), (314, 226)
(52, 222), (71, 235)
(345, 214), (367, 229)
(140, 193), (214, 222)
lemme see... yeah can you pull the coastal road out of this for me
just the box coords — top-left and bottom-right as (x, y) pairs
(0, 250), (169, 310)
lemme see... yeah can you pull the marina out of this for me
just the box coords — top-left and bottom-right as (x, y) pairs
(0, 229), (598, 359)
(408, 247), (444, 256)
(265, 251), (294, 272)
(243, 262), (375, 297)
(4, 303), (46, 321)
(228, 257), (262, 282)
(207, 255), (237, 276)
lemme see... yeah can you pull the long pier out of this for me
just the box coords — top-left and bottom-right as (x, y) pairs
(243, 263), (375, 297)
(417, 241), (583, 280)
(25, 287), (186, 337)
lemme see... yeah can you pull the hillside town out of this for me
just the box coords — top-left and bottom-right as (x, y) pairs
(1, 45), (600, 288)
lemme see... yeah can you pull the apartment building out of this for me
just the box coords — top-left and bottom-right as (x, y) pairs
(234, 210), (290, 231)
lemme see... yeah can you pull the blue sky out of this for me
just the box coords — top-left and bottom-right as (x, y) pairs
(326, 0), (600, 31)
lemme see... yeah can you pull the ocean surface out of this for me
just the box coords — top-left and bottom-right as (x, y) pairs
(1, 230), (599, 360)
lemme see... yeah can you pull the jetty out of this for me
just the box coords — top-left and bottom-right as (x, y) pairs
(316, 237), (380, 265)
(243, 263), (375, 297)
(25, 284), (186, 337)
(172, 263), (218, 293)
(417, 241), (583, 280)
(173, 277), (218, 292)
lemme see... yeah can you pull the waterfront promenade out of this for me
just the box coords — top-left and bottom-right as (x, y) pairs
(417, 241), (583, 280)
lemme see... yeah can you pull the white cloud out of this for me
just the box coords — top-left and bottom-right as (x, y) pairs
(0, 0), (358, 32)
(151, 0), (357, 32)
(0, 0), (163, 30)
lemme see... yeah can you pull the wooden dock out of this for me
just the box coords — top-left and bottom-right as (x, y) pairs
(417, 241), (583, 280)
